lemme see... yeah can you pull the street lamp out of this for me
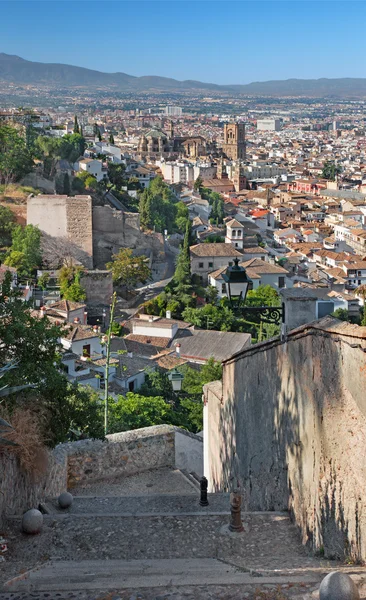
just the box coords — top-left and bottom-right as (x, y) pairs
(222, 258), (252, 309)
(222, 259), (284, 326)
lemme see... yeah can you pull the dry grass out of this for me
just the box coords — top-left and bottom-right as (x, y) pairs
(0, 407), (49, 481)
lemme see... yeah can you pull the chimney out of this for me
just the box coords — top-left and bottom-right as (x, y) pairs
(128, 351), (133, 358)
(74, 317), (80, 324)
(93, 325), (98, 333)
(40, 306), (46, 318)
(166, 310), (171, 319)
(175, 343), (181, 356)
(84, 311), (88, 325)
(149, 315), (154, 323)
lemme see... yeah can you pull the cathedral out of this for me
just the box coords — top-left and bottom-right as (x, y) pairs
(137, 121), (217, 161)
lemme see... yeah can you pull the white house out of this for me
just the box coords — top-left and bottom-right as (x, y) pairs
(60, 324), (103, 359)
(208, 258), (291, 299)
(225, 218), (245, 249)
(74, 158), (105, 182)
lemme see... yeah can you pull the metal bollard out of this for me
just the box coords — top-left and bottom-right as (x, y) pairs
(199, 476), (209, 506)
(229, 489), (244, 532)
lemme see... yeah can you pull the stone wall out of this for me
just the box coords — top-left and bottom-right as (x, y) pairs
(66, 425), (177, 488)
(92, 205), (164, 268)
(0, 447), (67, 526)
(27, 195), (93, 269)
(204, 317), (366, 561)
(0, 425), (202, 524)
(80, 270), (113, 312)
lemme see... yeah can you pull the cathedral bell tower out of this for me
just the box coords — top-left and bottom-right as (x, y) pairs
(222, 123), (246, 160)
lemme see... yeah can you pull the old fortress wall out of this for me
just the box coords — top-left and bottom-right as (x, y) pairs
(204, 318), (366, 561)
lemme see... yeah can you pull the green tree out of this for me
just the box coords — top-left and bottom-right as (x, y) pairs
(140, 368), (175, 401)
(108, 163), (126, 189)
(0, 125), (34, 186)
(180, 357), (223, 395)
(58, 264), (86, 301)
(37, 271), (50, 290)
(173, 221), (192, 294)
(175, 201), (189, 232)
(322, 160), (342, 181)
(0, 205), (16, 248)
(106, 248), (151, 289)
(246, 285), (281, 307)
(331, 308), (350, 322)
(182, 303), (236, 332)
(63, 172), (71, 195)
(109, 393), (173, 433)
(139, 177), (177, 233)
(98, 129), (102, 142)
(93, 123), (99, 137)
(5, 224), (41, 277)
(73, 115), (80, 134)
(194, 176), (203, 191)
(109, 133), (115, 144)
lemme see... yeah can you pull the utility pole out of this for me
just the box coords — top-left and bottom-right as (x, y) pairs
(104, 291), (117, 436)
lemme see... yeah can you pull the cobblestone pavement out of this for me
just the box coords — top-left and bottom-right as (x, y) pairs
(0, 582), (325, 600)
(70, 468), (198, 497)
(46, 493), (231, 515)
(1, 514), (338, 571)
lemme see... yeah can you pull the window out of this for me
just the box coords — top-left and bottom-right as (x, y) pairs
(237, 230), (242, 237)
(82, 344), (91, 358)
(232, 230), (236, 237)
(208, 262), (213, 268)
(129, 380), (135, 392)
(235, 243), (238, 247)
(221, 283), (226, 294)
(278, 277), (285, 289)
(199, 262), (204, 269)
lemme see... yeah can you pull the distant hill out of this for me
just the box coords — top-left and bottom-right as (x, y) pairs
(2, 53), (366, 97)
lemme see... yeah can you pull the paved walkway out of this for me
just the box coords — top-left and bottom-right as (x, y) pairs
(1, 468), (365, 599)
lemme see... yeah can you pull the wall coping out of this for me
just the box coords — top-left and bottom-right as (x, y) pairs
(222, 316), (366, 365)
(55, 424), (202, 457)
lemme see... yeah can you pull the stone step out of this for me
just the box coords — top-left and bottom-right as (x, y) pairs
(2, 558), (338, 593)
(45, 492), (231, 516)
(68, 467), (198, 498)
(4, 512), (342, 574)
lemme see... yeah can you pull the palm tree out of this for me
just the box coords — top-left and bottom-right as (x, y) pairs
(355, 284), (366, 326)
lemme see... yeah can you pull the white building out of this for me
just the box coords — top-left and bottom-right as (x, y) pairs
(225, 218), (245, 249)
(164, 106), (183, 117)
(75, 158), (105, 182)
(256, 119), (282, 131)
(159, 161), (194, 184)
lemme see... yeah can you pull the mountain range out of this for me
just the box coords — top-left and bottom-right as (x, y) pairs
(2, 53), (366, 97)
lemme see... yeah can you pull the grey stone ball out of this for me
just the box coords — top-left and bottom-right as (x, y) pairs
(58, 491), (73, 509)
(320, 571), (360, 600)
(22, 509), (43, 535)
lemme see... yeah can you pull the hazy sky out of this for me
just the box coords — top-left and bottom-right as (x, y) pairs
(2, 0), (366, 84)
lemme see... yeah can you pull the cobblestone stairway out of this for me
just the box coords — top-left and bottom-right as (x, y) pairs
(1, 468), (365, 600)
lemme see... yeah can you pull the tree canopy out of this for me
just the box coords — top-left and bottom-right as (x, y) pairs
(4, 224), (42, 278)
(0, 125), (34, 185)
(107, 248), (151, 289)
(321, 160), (342, 181)
(139, 177), (177, 233)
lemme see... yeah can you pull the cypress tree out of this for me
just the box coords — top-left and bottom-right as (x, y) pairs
(174, 221), (192, 294)
(63, 173), (71, 196)
(109, 133), (115, 144)
(73, 115), (80, 134)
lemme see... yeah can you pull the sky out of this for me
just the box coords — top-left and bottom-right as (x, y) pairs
(1, 0), (366, 84)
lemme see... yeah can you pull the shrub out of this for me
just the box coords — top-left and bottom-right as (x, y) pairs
(0, 407), (49, 480)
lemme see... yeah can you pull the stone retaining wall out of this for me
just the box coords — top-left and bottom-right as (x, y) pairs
(0, 425), (202, 524)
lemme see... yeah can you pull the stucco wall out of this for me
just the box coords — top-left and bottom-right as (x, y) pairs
(205, 317), (366, 561)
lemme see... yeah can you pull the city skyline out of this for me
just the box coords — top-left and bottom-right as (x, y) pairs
(2, 0), (366, 85)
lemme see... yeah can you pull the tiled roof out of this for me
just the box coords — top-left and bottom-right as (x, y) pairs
(174, 330), (251, 362)
(62, 324), (100, 342)
(240, 258), (289, 275)
(48, 300), (86, 312)
(190, 243), (243, 258)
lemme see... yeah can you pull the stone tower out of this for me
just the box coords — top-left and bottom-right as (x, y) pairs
(222, 123), (246, 160)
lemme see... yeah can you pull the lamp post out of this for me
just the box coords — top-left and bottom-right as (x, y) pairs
(222, 258), (284, 326)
